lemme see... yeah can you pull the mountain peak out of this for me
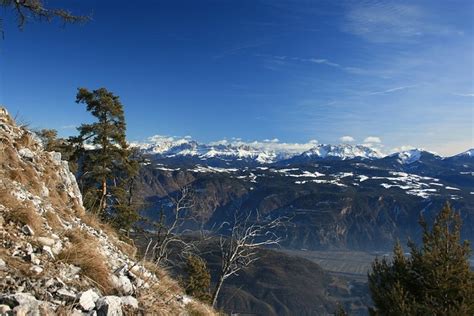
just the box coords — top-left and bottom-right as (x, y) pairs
(390, 148), (441, 164)
(454, 148), (474, 158)
(302, 144), (383, 160)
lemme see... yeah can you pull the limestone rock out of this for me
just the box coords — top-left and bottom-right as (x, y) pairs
(96, 296), (123, 316)
(56, 288), (77, 302)
(0, 293), (40, 315)
(21, 225), (34, 236)
(120, 296), (138, 309)
(0, 304), (11, 314)
(42, 245), (54, 259)
(111, 275), (134, 296)
(37, 236), (55, 247)
(30, 265), (43, 274)
(18, 148), (35, 160)
(51, 241), (63, 255)
(27, 253), (41, 265)
(77, 289), (100, 311)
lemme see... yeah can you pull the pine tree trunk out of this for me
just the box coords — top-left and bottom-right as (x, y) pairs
(99, 178), (107, 214)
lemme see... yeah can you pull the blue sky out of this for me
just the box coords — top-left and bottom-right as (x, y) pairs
(0, 0), (473, 155)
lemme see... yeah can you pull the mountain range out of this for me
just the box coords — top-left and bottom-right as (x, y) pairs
(133, 136), (472, 167)
(134, 137), (473, 251)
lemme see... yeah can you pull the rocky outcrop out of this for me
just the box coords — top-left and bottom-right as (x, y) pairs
(0, 107), (214, 315)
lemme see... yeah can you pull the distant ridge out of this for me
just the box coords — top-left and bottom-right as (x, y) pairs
(133, 136), (471, 166)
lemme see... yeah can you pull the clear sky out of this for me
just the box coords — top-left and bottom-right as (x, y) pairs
(0, 0), (473, 155)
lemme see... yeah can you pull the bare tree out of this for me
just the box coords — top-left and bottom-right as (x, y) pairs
(211, 210), (285, 307)
(150, 186), (196, 266)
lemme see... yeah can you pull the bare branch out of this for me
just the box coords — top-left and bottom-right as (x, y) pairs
(2, 0), (90, 29)
(149, 186), (198, 266)
(211, 209), (287, 307)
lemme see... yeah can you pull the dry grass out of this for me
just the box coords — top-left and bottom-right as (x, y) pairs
(81, 213), (118, 239)
(8, 206), (45, 235)
(58, 228), (113, 294)
(42, 165), (59, 189)
(137, 274), (217, 316)
(1, 146), (20, 167)
(72, 199), (85, 217)
(53, 305), (76, 316)
(186, 301), (217, 316)
(16, 132), (34, 149)
(1, 189), (44, 235)
(2, 109), (16, 126)
(116, 239), (137, 259)
(135, 261), (195, 315)
(0, 249), (35, 278)
(0, 187), (18, 209)
(7, 162), (42, 196)
(44, 211), (64, 231)
(143, 260), (168, 279)
(80, 212), (136, 258)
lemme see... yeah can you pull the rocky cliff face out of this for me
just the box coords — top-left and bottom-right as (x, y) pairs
(0, 107), (214, 315)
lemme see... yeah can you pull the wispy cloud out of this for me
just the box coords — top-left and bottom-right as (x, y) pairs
(342, 2), (461, 43)
(307, 58), (341, 68)
(368, 85), (417, 95)
(259, 54), (371, 76)
(453, 93), (474, 97)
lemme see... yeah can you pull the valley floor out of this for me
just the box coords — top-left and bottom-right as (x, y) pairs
(279, 249), (379, 282)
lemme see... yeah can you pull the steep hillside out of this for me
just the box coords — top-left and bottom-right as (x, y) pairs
(0, 108), (214, 315)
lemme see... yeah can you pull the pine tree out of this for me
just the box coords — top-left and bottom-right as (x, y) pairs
(36, 129), (59, 151)
(74, 87), (139, 230)
(184, 255), (212, 304)
(368, 203), (474, 315)
(0, 0), (89, 29)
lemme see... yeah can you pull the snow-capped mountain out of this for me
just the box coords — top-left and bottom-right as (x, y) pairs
(392, 149), (429, 164)
(301, 144), (383, 160)
(201, 144), (278, 164)
(134, 136), (473, 168)
(453, 148), (474, 158)
(134, 137), (384, 165)
(391, 148), (446, 164)
(134, 137), (282, 164)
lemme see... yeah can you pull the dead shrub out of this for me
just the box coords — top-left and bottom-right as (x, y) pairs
(58, 229), (113, 294)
